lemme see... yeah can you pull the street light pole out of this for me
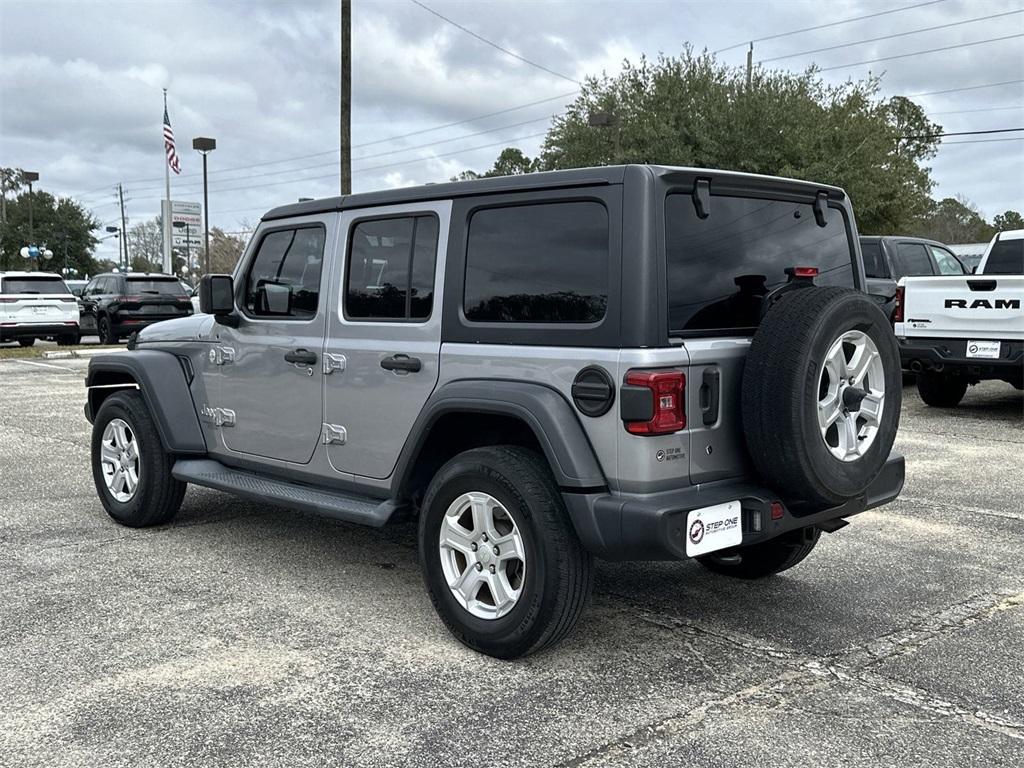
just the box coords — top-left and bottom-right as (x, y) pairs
(192, 137), (216, 276)
(23, 171), (39, 242)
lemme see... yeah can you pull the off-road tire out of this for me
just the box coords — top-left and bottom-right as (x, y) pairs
(57, 333), (80, 346)
(697, 527), (821, 579)
(916, 371), (968, 408)
(98, 315), (118, 345)
(17, 338), (35, 348)
(743, 287), (901, 506)
(418, 446), (592, 659)
(91, 390), (186, 527)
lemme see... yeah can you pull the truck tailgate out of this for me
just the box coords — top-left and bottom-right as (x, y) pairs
(896, 275), (1024, 341)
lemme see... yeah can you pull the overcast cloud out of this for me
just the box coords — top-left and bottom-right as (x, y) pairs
(1, 0), (1022, 264)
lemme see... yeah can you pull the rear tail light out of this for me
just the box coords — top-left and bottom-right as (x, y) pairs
(176, 296), (191, 302)
(894, 285), (905, 323)
(622, 369), (686, 435)
(0, 297), (17, 303)
(118, 295), (144, 302)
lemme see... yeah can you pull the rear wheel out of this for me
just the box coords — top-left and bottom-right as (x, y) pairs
(57, 332), (80, 346)
(91, 390), (185, 527)
(697, 527), (821, 579)
(98, 315), (118, 345)
(418, 446), (592, 659)
(17, 338), (35, 348)
(916, 371), (967, 408)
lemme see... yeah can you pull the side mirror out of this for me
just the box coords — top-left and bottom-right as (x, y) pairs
(200, 274), (235, 318)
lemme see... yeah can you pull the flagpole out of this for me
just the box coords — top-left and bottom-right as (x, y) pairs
(162, 88), (172, 274)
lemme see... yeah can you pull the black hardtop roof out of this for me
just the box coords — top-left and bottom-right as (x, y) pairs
(262, 164), (847, 222)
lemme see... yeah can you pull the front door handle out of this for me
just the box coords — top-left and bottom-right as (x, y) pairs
(284, 348), (318, 365)
(380, 354), (422, 373)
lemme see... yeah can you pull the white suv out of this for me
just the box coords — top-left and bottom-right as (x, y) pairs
(0, 271), (81, 347)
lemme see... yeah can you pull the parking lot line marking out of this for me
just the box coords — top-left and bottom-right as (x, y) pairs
(4, 358), (79, 372)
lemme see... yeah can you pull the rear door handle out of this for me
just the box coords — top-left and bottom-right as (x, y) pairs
(284, 348), (318, 365)
(380, 354), (422, 373)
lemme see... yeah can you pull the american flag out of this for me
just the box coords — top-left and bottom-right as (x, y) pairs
(163, 106), (181, 175)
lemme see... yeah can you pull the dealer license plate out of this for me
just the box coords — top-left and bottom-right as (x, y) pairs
(685, 501), (742, 557)
(966, 340), (1000, 359)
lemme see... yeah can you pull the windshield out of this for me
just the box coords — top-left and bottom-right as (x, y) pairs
(665, 194), (855, 333)
(983, 238), (1024, 275)
(0, 276), (71, 295)
(125, 278), (188, 296)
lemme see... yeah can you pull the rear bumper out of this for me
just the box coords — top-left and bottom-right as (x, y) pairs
(563, 454), (905, 561)
(898, 336), (1024, 379)
(0, 322), (79, 340)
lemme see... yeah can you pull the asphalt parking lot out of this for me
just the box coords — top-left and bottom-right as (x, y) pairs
(1, 357), (1021, 768)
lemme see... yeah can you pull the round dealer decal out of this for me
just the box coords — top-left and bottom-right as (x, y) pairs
(689, 519), (705, 545)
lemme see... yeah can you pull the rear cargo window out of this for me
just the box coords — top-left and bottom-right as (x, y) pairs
(125, 278), (187, 296)
(0, 276), (71, 295)
(464, 201), (608, 324)
(665, 194), (855, 334)
(983, 237), (1024, 275)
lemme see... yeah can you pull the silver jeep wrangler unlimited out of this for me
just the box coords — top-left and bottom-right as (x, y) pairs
(85, 165), (904, 658)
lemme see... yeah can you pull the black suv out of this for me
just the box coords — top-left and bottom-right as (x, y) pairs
(860, 235), (967, 321)
(80, 272), (193, 344)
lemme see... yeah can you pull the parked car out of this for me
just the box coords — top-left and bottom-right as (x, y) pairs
(948, 243), (988, 273)
(84, 165), (904, 658)
(860, 235), (967, 321)
(0, 271), (80, 346)
(895, 229), (1023, 407)
(65, 279), (89, 297)
(79, 272), (194, 343)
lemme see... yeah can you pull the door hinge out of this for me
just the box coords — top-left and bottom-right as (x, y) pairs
(323, 353), (347, 375)
(321, 423), (347, 445)
(201, 405), (236, 427)
(208, 346), (235, 365)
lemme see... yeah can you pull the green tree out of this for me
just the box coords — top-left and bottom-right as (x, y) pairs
(127, 217), (164, 273)
(460, 48), (942, 234)
(992, 210), (1024, 232)
(453, 147), (540, 181)
(915, 196), (996, 244)
(205, 227), (248, 274)
(0, 189), (100, 275)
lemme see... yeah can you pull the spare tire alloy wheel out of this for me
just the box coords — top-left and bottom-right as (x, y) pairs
(100, 418), (140, 502)
(438, 491), (526, 620)
(817, 330), (885, 461)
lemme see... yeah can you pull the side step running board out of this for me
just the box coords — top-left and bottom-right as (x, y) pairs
(172, 458), (398, 528)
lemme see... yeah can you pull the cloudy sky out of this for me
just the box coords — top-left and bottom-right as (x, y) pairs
(2, 0), (1022, 264)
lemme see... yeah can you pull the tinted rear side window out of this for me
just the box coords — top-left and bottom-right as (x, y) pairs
(464, 201), (608, 323)
(860, 240), (888, 278)
(665, 194), (854, 333)
(125, 278), (186, 296)
(984, 238), (1024, 274)
(1, 276), (70, 295)
(894, 243), (934, 276)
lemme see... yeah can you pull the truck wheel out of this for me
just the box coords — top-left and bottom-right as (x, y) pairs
(91, 390), (186, 527)
(418, 446), (592, 659)
(916, 372), (967, 408)
(697, 527), (820, 579)
(17, 338), (35, 348)
(98, 315), (118, 345)
(743, 287), (902, 506)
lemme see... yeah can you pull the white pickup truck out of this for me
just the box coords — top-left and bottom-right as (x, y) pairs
(895, 230), (1023, 407)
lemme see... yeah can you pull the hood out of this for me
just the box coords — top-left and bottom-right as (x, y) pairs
(137, 314), (216, 344)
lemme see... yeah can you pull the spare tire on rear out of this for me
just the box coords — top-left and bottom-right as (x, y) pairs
(742, 286), (901, 506)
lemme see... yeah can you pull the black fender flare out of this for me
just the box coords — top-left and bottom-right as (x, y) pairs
(394, 379), (607, 493)
(85, 350), (206, 454)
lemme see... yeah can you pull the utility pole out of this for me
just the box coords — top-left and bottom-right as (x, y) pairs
(746, 42), (753, 89)
(162, 88), (173, 275)
(118, 183), (130, 270)
(340, 0), (351, 195)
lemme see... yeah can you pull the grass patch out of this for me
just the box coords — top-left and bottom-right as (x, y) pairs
(0, 345), (45, 359)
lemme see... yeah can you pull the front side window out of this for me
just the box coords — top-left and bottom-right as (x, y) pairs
(895, 243), (934, 276)
(665, 194), (855, 333)
(983, 237), (1024, 275)
(345, 215), (439, 321)
(244, 226), (325, 319)
(464, 201), (609, 323)
(930, 246), (965, 275)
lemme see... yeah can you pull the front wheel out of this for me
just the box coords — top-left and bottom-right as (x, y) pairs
(697, 527), (821, 579)
(916, 371), (967, 408)
(91, 390), (186, 527)
(418, 446), (592, 659)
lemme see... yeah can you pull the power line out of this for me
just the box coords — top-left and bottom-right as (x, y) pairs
(903, 127), (1024, 139)
(818, 32), (1024, 72)
(409, 0), (580, 84)
(905, 78), (1024, 97)
(712, 0), (948, 53)
(941, 137), (1024, 144)
(760, 9), (1023, 63)
(929, 104), (1024, 116)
